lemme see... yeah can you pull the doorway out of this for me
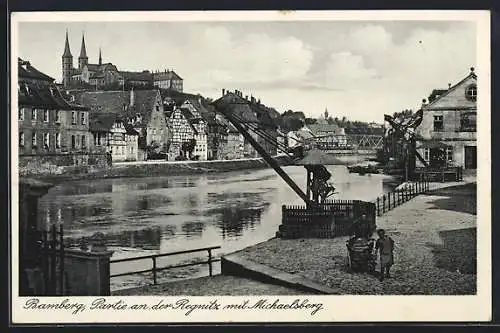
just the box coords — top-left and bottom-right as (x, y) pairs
(464, 146), (477, 169)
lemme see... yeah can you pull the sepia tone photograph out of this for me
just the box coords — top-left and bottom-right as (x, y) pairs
(10, 10), (490, 323)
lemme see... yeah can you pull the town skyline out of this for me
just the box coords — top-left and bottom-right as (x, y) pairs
(17, 20), (476, 122)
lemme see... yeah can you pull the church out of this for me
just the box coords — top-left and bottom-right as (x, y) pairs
(62, 31), (121, 88)
(62, 31), (184, 92)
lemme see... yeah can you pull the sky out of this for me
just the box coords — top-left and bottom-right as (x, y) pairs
(16, 20), (476, 122)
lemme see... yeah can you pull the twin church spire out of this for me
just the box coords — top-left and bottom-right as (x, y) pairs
(61, 30), (102, 69)
(61, 30), (104, 86)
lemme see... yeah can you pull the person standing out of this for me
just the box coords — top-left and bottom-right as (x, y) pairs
(375, 229), (394, 281)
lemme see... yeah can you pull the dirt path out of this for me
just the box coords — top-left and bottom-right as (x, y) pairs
(236, 183), (477, 295)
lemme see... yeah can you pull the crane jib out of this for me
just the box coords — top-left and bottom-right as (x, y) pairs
(217, 103), (312, 206)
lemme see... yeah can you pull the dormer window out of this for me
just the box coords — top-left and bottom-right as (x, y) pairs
(465, 84), (477, 102)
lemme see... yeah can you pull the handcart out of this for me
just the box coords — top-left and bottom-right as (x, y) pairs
(346, 237), (376, 273)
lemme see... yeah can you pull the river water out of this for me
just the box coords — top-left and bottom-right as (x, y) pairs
(37, 165), (397, 290)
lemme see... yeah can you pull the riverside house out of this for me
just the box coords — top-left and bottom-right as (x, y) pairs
(76, 89), (170, 159)
(415, 68), (477, 169)
(213, 89), (262, 158)
(18, 58), (90, 155)
(89, 113), (139, 161)
(168, 106), (208, 160)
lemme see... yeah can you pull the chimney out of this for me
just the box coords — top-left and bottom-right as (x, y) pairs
(470, 67), (475, 73)
(245, 95), (248, 100)
(222, 88), (225, 96)
(448, 83), (452, 89)
(130, 88), (135, 106)
(251, 95), (255, 103)
(421, 98), (427, 106)
(257, 98), (261, 104)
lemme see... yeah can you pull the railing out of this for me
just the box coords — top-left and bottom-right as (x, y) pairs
(373, 179), (429, 217)
(414, 166), (463, 182)
(110, 246), (221, 285)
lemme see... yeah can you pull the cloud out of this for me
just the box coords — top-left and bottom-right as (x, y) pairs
(172, 27), (314, 91)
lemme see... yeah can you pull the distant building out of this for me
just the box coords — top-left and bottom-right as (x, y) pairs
(415, 68), (477, 169)
(18, 58), (90, 155)
(62, 32), (121, 88)
(153, 70), (183, 92)
(168, 105), (208, 160)
(306, 123), (347, 149)
(220, 123), (244, 160)
(119, 70), (154, 88)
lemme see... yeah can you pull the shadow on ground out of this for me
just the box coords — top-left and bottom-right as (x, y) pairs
(426, 227), (476, 274)
(426, 183), (477, 215)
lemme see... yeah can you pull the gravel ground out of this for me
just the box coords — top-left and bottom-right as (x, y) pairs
(237, 183), (477, 295)
(112, 275), (307, 296)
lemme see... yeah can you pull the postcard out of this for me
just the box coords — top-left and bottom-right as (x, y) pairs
(10, 10), (491, 323)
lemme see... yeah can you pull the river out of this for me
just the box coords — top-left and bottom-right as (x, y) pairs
(36, 165), (398, 290)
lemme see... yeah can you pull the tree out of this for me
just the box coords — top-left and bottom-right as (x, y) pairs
(182, 139), (197, 159)
(304, 118), (317, 125)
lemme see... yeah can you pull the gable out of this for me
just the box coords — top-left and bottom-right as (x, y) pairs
(424, 75), (477, 110)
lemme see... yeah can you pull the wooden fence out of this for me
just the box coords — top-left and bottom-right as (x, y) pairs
(110, 246), (221, 286)
(373, 179), (429, 217)
(279, 200), (376, 239)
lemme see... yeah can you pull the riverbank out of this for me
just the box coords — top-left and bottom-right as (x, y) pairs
(25, 155), (293, 184)
(232, 182), (477, 295)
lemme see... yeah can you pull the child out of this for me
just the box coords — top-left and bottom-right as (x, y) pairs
(375, 229), (394, 281)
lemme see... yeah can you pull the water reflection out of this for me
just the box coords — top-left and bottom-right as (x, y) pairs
(38, 166), (397, 254)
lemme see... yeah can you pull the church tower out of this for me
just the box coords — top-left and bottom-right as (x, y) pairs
(62, 30), (73, 87)
(78, 32), (88, 70)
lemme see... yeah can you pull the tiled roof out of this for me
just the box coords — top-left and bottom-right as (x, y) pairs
(90, 112), (122, 132)
(77, 89), (161, 125)
(212, 92), (260, 123)
(18, 82), (88, 110)
(153, 70), (183, 81)
(18, 58), (55, 82)
(77, 91), (130, 114)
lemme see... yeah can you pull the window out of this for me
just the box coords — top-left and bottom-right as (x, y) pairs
(465, 84), (477, 102)
(43, 110), (49, 122)
(19, 132), (24, 146)
(446, 147), (453, 162)
(31, 109), (37, 121)
(460, 112), (476, 132)
(433, 115), (444, 131)
(81, 135), (86, 149)
(43, 133), (50, 148)
(71, 135), (76, 149)
(80, 112), (86, 125)
(32, 132), (37, 147)
(71, 111), (77, 125)
(56, 133), (61, 148)
(56, 111), (61, 123)
(423, 148), (430, 161)
(19, 108), (24, 121)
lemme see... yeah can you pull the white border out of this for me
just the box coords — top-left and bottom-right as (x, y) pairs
(10, 10), (491, 323)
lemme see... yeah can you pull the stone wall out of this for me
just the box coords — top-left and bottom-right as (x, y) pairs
(19, 153), (108, 176)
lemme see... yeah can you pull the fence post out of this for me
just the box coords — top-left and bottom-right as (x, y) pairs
(152, 256), (157, 285)
(388, 192), (391, 210)
(382, 195), (386, 214)
(376, 197), (380, 216)
(208, 249), (213, 277)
